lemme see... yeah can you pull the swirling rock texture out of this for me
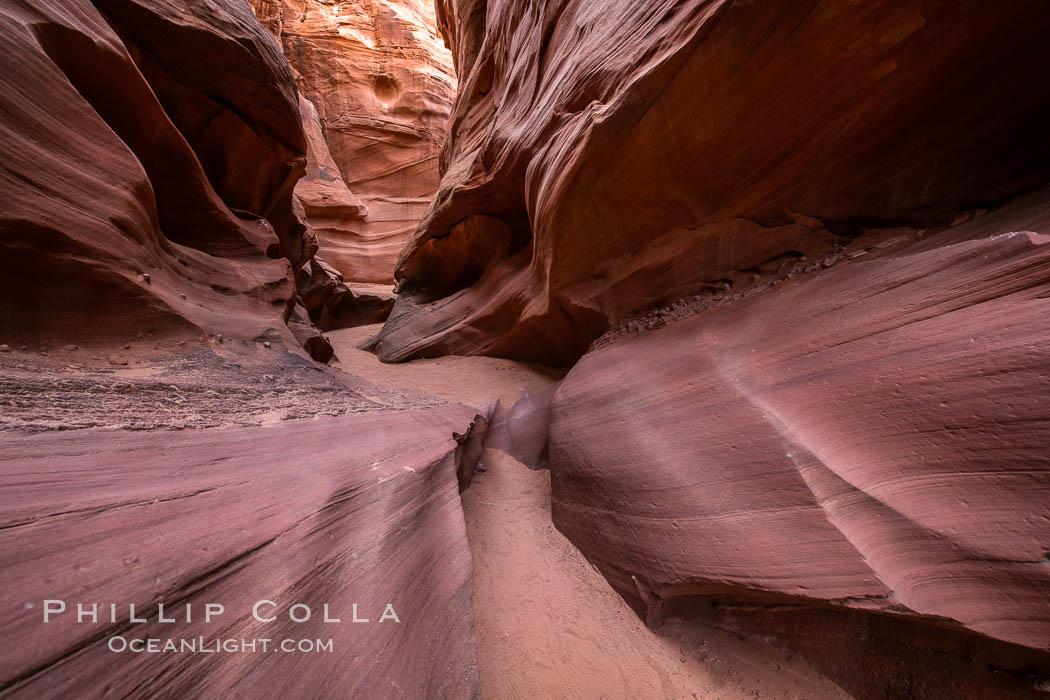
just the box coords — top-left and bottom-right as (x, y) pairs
(0, 3), (487, 694)
(547, 190), (1050, 694)
(0, 404), (484, 697)
(373, 0), (1050, 365)
(250, 0), (456, 283)
(4, 0), (1050, 696)
(372, 0), (1050, 694)
(0, 0), (325, 354)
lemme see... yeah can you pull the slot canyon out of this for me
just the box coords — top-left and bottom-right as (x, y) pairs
(1, 0), (1049, 698)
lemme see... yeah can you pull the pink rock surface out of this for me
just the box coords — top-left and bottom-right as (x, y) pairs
(0, 406), (484, 697)
(547, 190), (1050, 655)
(483, 384), (558, 470)
(0, 0), (316, 352)
(251, 0), (456, 283)
(374, 0), (1050, 364)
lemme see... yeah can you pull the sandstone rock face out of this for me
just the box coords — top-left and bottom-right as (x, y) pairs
(252, 0), (456, 283)
(373, 0), (1050, 364)
(0, 0), (313, 351)
(297, 257), (396, 331)
(546, 190), (1050, 678)
(0, 406), (484, 697)
(291, 98), (396, 332)
(295, 94), (369, 236)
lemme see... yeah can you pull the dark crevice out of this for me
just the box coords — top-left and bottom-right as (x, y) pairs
(652, 592), (1050, 700)
(31, 22), (271, 259)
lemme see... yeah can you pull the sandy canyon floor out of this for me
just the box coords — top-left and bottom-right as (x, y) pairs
(0, 326), (850, 698)
(328, 325), (850, 699)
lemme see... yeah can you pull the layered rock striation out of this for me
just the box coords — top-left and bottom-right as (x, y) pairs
(3, 0), (1050, 695)
(0, 0), (325, 354)
(384, 0), (1050, 691)
(476, 189), (1050, 694)
(374, 0), (1050, 365)
(0, 404), (485, 697)
(548, 190), (1050, 656)
(252, 0), (456, 282)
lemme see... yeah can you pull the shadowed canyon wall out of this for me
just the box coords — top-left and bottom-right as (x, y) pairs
(373, 0), (1050, 365)
(250, 0), (456, 283)
(381, 0), (1050, 694)
(0, 0), (341, 356)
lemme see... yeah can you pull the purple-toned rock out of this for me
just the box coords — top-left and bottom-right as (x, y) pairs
(547, 190), (1050, 672)
(0, 407), (485, 697)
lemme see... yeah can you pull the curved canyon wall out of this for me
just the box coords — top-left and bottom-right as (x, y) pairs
(550, 192), (1050, 654)
(383, 0), (1050, 693)
(0, 5), (488, 693)
(373, 0), (1050, 365)
(250, 0), (456, 283)
(2, 0), (1048, 695)
(0, 0), (333, 355)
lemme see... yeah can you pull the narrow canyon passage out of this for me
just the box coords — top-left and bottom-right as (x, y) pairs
(3, 0), (1050, 696)
(328, 326), (851, 699)
(462, 449), (850, 699)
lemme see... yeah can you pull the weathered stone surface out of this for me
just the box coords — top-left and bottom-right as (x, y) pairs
(4, 0), (1049, 695)
(0, 0), (315, 352)
(546, 191), (1050, 663)
(295, 94), (368, 230)
(251, 0), (456, 283)
(374, 0), (1050, 364)
(483, 384), (557, 470)
(0, 406), (484, 697)
(287, 302), (335, 362)
(297, 257), (396, 331)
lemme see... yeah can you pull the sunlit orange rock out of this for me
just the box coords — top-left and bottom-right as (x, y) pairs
(250, 0), (456, 283)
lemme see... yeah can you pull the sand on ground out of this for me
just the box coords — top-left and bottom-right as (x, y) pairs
(329, 325), (565, 409)
(330, 324), (849, 699)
